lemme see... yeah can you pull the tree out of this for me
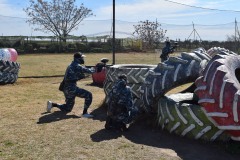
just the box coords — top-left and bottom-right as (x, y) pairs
(226, 34), (240, 42)
(24, 0), (93, 43)
(133, 20), (167, 50)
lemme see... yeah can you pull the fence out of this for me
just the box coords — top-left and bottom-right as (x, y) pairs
(0, 15), (240, 53)
(1, 14), (239, 40)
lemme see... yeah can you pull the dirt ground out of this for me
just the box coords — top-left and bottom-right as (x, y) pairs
(86, 108), (240, 160)
(38, 104), (240, 160)
(39, 80), (240, 160)
(1, 77), (240, 160)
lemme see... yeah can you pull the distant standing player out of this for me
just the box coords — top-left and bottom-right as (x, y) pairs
(47, 52), (95, 118)
(160, 39), (176, 62)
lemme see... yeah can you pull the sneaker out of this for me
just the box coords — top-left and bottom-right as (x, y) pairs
(47, 101), (52, 112)
(82, 113), (94, 118)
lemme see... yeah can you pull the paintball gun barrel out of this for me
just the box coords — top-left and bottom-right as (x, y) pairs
(172, 41), (179, 49)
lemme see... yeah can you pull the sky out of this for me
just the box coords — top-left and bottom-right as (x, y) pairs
(0, 0), (240, 41)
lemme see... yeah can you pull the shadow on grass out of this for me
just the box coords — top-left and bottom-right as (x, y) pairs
(91, 100), (108, 122)
(89, 101), (240, 160)
(90, 104), (125, 141)
(37, 111), (79, 124)
(125, 117), (240, 160)
(90, 113), (240, 160)
(90, 129), (123, 142)
(86, 82), (104, 88)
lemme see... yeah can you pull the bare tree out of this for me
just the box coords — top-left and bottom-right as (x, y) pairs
(226, 34), (240, 52)
(226, 34), (240, 42)
(24, 0), (93, 43)
(133, 20), (167, 50)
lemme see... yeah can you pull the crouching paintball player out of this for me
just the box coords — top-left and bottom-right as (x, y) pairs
(105, 74), (138, 131)
(47, 52), (95, 118)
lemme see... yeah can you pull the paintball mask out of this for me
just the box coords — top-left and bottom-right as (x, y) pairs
(74, 52), (85, 64)
(118, 74), (127, 86)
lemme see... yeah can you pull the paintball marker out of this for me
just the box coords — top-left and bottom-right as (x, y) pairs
(172, 41), (179, 50)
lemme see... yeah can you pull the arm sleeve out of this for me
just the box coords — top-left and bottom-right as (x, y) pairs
(126, 87), (133, 110)
(82, 66), (95, 74)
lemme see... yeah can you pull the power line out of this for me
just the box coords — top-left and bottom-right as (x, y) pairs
(160, 22), (234, 26)
(78, 19), (237, 27)
(1, 14), (235, 26)
(0, 14), (28, 19)
(0, 12), (239, 29)
(164, 0), (240, 13)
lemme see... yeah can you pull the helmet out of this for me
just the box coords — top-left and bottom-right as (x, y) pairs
(115, 74), (127, 88)
(165, 41), (171, 47)
(118, 74), (127, 82)
(74, 52), (85, 64)
(100, 58), (109, 64)
(74, 52), (85, 59)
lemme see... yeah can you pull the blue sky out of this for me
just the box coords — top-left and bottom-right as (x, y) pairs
(0, 0), (240, 41)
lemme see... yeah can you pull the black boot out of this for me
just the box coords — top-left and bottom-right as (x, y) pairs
(120, 122), (128, 132)
(105, 116), (113, 130)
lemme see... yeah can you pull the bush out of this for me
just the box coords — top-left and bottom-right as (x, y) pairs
(101, 45), (111, 53)
(12, 39), (22, 48)
(0, 39), (11, 48)
(24, 44), (34, 53)
(88, 41), (102, 48)
(47, 44), (61, 53)
(91, 48), (103, 53)
(75, 42), (89, 52)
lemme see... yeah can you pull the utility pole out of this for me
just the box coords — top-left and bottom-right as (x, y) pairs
(193, 23), (196, 40)
(187, 22), (202, 41)
(112, 0), (116, 65)
(235, 18), (237, 52)
(186, 22), (205, 48)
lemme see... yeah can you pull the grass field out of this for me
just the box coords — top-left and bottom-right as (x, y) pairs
(0, 52), (240, 160)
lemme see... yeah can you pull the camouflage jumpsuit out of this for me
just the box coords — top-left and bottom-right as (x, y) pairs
(160, 42), (174, 62)
(57, 59), (94, 112)
(107, 79), (137, 125)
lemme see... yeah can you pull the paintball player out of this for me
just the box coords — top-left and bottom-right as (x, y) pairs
(105, 74), (138, 131)
(47, 52), (95, 118)
(160, 39), (176, 62)
(95, 58), (109, 72)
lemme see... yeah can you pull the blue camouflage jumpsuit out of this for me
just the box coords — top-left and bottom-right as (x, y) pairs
(160, 41), (174, 62)
(107, 79), (137, 126)
(58, 59), (94, 112)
